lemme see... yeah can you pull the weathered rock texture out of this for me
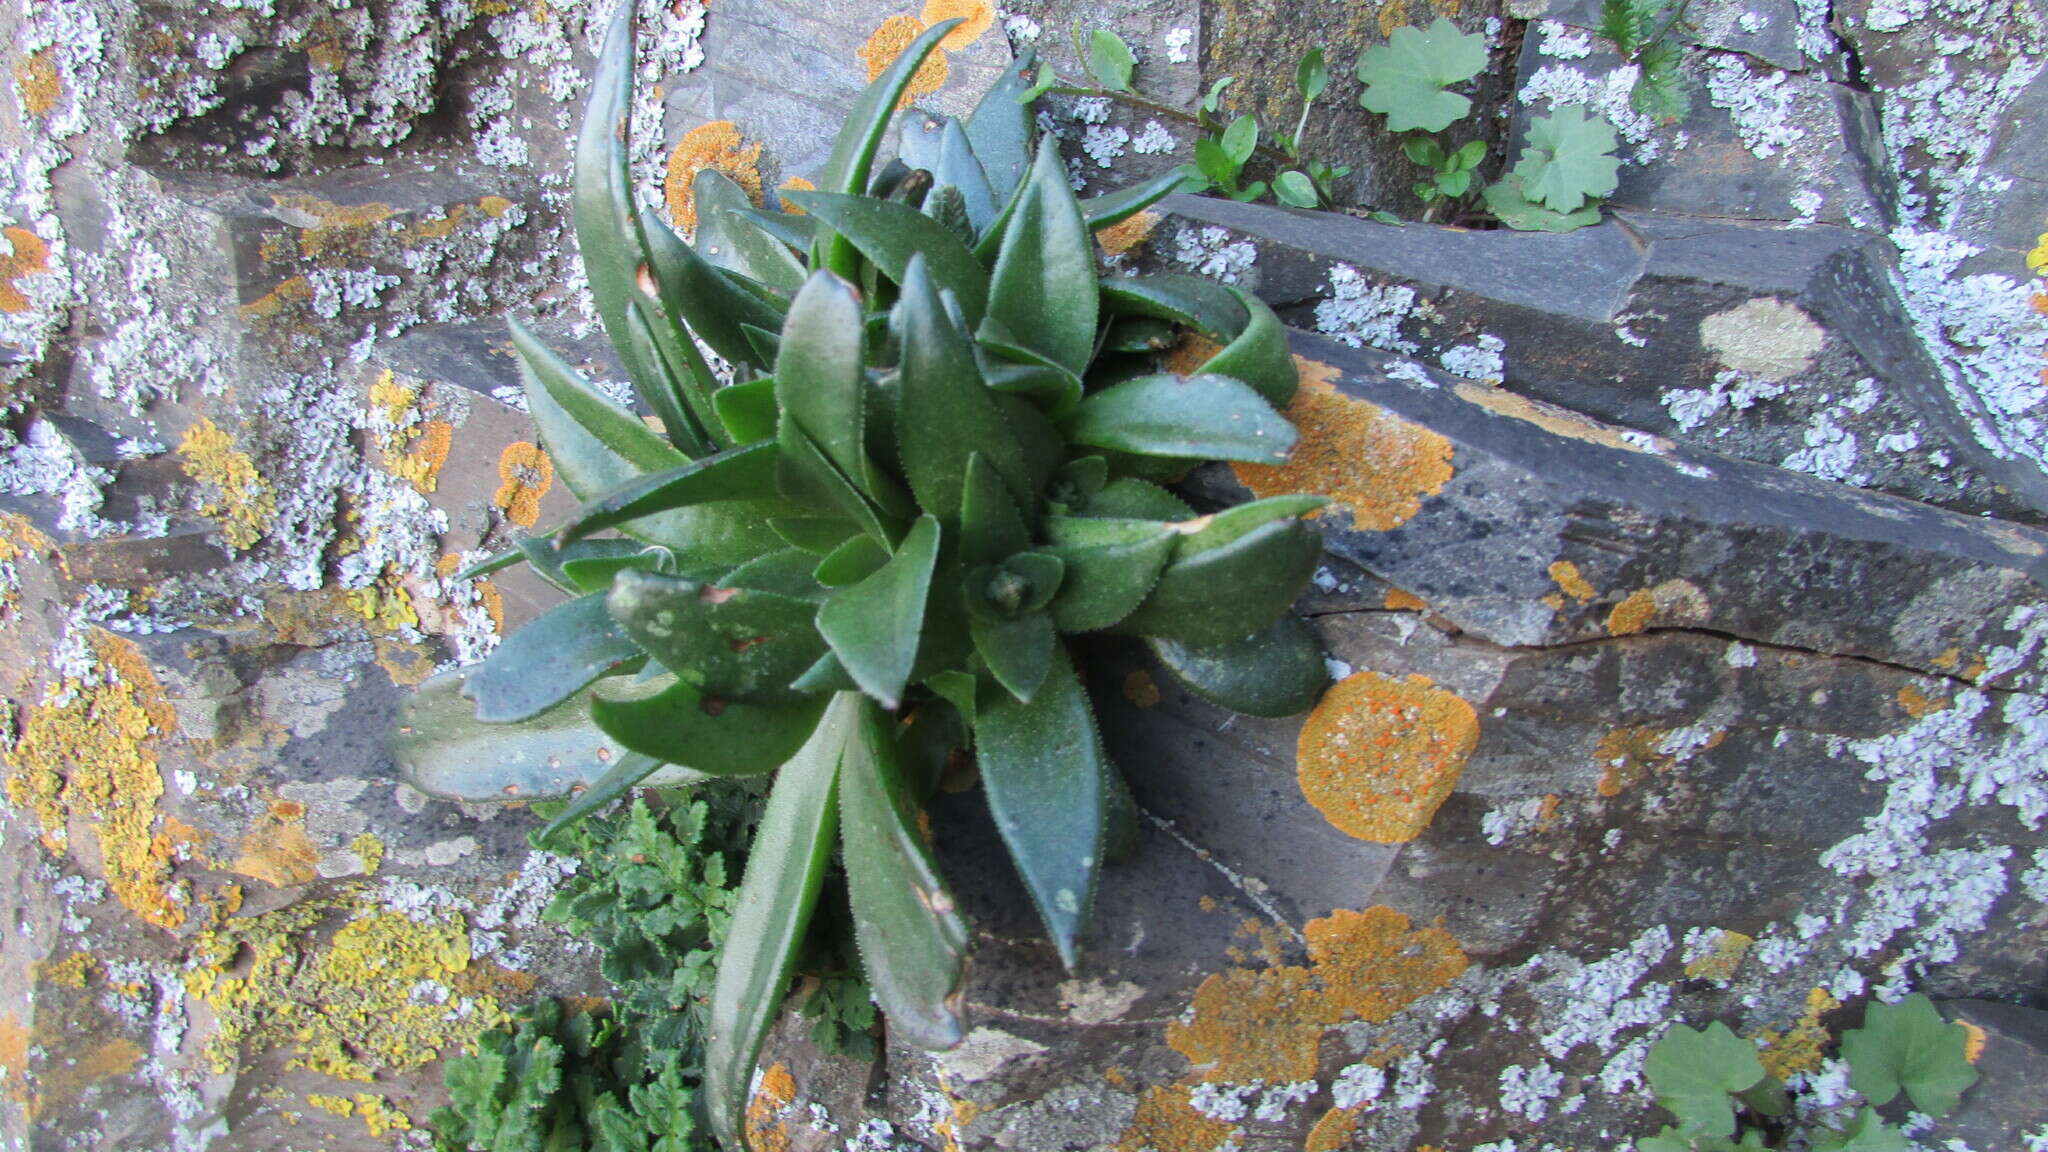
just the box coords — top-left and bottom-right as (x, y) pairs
(1, 0), (2044, 1150)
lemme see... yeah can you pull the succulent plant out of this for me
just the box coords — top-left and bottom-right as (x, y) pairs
(392, 4), (1331, 1147)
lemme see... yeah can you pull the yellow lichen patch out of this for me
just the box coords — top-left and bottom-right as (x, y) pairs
(1305, 1105), (1362, 1151)
(494, 441), (554, 528)
(479, 195), (516, 219)
(240, 274), (313, 320)
(1098, 210), (1161, 259)
(1961, 1021), (1987, 1063)
(231, 799), (321, 888)
(2028, 229), (2048, 274)
(1683, 929), (1754, 982)
(860, 16), (950, 108)
(1549, 560), (1595, 604)
(367, 372), (452, 493)
(1297, 671), (1480, 843)
(0, 1012), (26, 1101)
(745, 1062), (798, 1152)
(184, 890), (507, 1081)
(404, 202), (471, 241)
(663, 121), (765, 233)
(37, 952), (97, 989)
(1166, 963), (1330, 1083)
(310, 1093), (413, 1139)
(1897, 684), (1948, 719)
(1234, 361), (1455, 532)
(1307, 906), (1468, 1023)
(350, 831), (385, 875)
(5, 631), (186, 929)
(1607, 578), (1707, 636)
(0, 513), (55, 613)
(0, 225), (52, 314)
(179, 417), (275, 550)
(1608, 588), (1656, 636)
(1383, 587), (1427, 611)
(1123, 669), (1161, 708)
(1754, 987), (1838, 1080)
(919, 0), (995, 48)
(1455, 380), (1665, 454)
(14, 49), (61, 118)
(1118, 1084), (1243, 1152)
(273, 194), (395, 260)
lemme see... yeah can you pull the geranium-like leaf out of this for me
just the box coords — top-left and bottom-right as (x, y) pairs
(1147, 614), (1328, 718)
(1513, 106), (1622, 214)
(785, 192), (988, 324)
(983, 136), (1099, 378)
(554, 441), (785, 545)
(1483, 174), (1605, 232)
(1356, 17), (1490, 132)
(1087, 28), (1137, 92)
(396, 669), (684, 803)
(1066, 373), (1296, 462)
(606, 569), (825, 704)
(895, 258), (1033, 525)
(1643, 1022), (1767, 1138)
(839, 694), (970, 1050)
(463, 593), (641, 722)
(588, 675), (827, 773)
(818, 516), (941, 709)
(704, 699), (847, 1151)
(1195, 289), (1299, 406)
(1811, 1108), (1911, 1152)
(1116, 518), (1322, 646)
(973, 645), (1108, 969)
(1842, 994), (1980, 1118)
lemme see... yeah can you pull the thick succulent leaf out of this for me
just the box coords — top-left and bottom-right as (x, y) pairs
(960, 453), (1030, 566)
(1841, 994), (1979, 1117)
(1105, 315), (1181, 354)
(1196, 290), (1298, 406)
(1099, 274), (1248, 340)
(993, 393), (1063, 502)
(814, 533), (891, 587)
(776, 271), (869, 485)
(976, 317), (1086, 415)
(838, 694), (970, 1049)
(742, 322), (782, 365)
(785, 193), (988, 324)
(463, 592), (641, 722)
(694, 168), (806, 292)
(1175, 494), (1328, 556)
(925, 669), (979, 728)
(733, 206), (817, 250)
(1082, 169), (1198, 231)
(705, 699), (847, 1151)
(535, 750), (691, 846)
(642, 193), (787, 373)
(793, 649), (861, 692)
(554, 441), (785, 545)
(895, 259), (1032, 524)
(974, 646), (1107, 969)
(819, 20), (961, 196)
(1041, 520), (1177, 631)
(1116, 519), (1323, 645)
(898, 106), (947, 172)
(817, 516), (941, 709)
(1081, 477), (1194, 520)
(982, 136), (1098, 378)
(396, 669), (689, 802)
(558, 549), (670, 594)
(516, 537), (652, 594)
(607, 568), (825, 703)
(1147, 615), (1328, 717)
(972, 609), (1056, 702)
(1066, 373), (1296, 463)
(770, 516), (860, 555)
(589, 675), (827, 772)
(777, 423), (896, 545)
(964, 50), (1037, 201)
(721, 547), (831, 602)
(714, 377), (780, 445)
(935, 117), (999, 231)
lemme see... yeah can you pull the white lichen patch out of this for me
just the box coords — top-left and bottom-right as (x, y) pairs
(1519, 62), (1664, 162)
(1315, 264), (1421, 353)
(1173, 226), (1258, 284)
(1440, 335), (1507, 384)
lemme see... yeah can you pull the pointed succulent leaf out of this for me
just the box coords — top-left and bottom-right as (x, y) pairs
(1173, 494), (1328, 556)
(1067, 373), (1296, 463)
(974, 645), (1107, 969)
(777, 423), (896, 545)
(785, 193), (988, 324)
(1513, 106), (1622, 214)
(895, 258), (1033, 524)
(1105, 315), (1181, 353)
(704, 699), (848, 1150)
(554, 441), (785, 545)
(1355, 17), (1490, 132)
(556, 549), (671, 593)
(721, 547), (831, 602)
(733, 206), (817, 250)
(933, 117), (999, 231)
(818, 516), (941, 708)
(1117, 518), (1322, 645)
(1147, 615), (1328, 717)
(1099, 274), (1249, 340)
(838, 694), (970, 1049)
(972, 609), (1057, 702)
(714, 377), (780, 445)
(820, 19), (962, 196)
(1081, 477), (1194, 520)
(606, 569), (825, 703)
(1082, 169), (1199, 232)
(642, 195), (788, 372)
(1643, 1022), (1767, 1138)
(814, 533), (891, 587)
(776, 271), (870, 484)
(694, 169), (806, 291)
(515, 537), (653, 594)
(1040, 519), (1178, 631)
(925, 184), (979, 248)
(534, 751), (687, 846)
(1842, 994), (1979, 1117)
(1195, 289), (1299, 406)
(960, 454), (1031, 566)
(588, 675), (827, 772)
(966, 51), (1037, 201)
(976, 324), (1086, 414)
(397, 669), (673, 802)
(793, 650), (861, 693)
(983, 136), (1099, 378)
(463, 593), (641, 722)
(770, 516), (860, 555)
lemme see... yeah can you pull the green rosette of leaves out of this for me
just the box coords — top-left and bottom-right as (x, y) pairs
(389, 4), (1330, 1147)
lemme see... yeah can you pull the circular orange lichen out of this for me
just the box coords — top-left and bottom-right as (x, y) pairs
(1097, 209), (1162, 259)
(1382, 587), (1427, 612)
(0, 226), (52, 315)
(1233, 361), (1454, 532)
(1607, 588), (1655, 635)
(493, 442), (554, 528)
(14, 49), (60, 119)
(1549, 559), (1595, 603)
(1306, 905), (1468, 1023)
(919, 0), (995, 49)
(778, 177), (816, 214)
(859, 16), (950, 108)
(1297, 671), (1479, 843)
(663, 121), (766, 233)
(1122, 669), (1161, 708)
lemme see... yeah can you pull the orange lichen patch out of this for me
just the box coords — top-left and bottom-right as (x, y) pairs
(0, 1012), (26, 1101)
(31, 1036), (142, 1115)
(778, 177), (816, 213)
(231, 800), (321, 888)
(1897, 684), (1949, 719)
(1234, 361), (1455, 532)
(1118, 1084), (1242, 1152)
(1123, 669), (1161, 707)
(240, 274), (312, 320)
(1608, 588), (1656, 635)
(404, 202), (472, 241)
(1607, 578), (1708, 635)
(273, 193), (395, 259)
(745, 1062), (798, 1152)
(0, 513), (55, 613)
(1549, 560), (1595, 604)
(860, 16), (950, 108)
(179, 418), (275, 551)
(1305, 1105), (1362, 1151)
(1683, 929), (1754, 982)
(1166, 963), (1330, 1083)
(663, 121), (765, 233)
(1455, 380), (1661, 454)
(1164, 333), (1226, 378)
(1307, 906), (1467, 1023)
(38, 951), (97, 989)
(6, 631), (186, 929)
(479, 195), (516, 218)
(1755, 987), (1839, 1081)
(368, 372), (452, 493)
(0, 225), (52, 314)
(493, 442), (554, 528)
(1383, 587), (1427, 612)
(1961, 1021), (1987, 1063)
(1296, 671), (1479, 843)
(920, 0), (996, 48)
(1098, 210), (1162, 259)
(15, 49), (61, 118)
(1931, 645), (1963, 671)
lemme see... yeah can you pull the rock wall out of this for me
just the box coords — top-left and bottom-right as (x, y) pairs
(0, 0), (2043, 1150)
